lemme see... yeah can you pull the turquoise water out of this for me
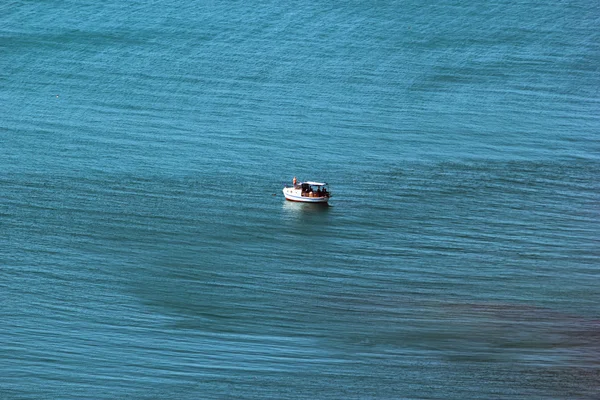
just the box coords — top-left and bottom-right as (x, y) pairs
(1, 1), (599, 398)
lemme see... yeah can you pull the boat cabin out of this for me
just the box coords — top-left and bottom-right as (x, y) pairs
(295, 181), (329, 198)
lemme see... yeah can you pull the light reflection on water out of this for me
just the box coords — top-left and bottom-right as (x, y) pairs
(282, 199), (331, 216)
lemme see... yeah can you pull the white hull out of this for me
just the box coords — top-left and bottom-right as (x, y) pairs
(282, 187), (329, 203)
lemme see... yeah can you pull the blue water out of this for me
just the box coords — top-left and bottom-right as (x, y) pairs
(1, 1), (599, 398)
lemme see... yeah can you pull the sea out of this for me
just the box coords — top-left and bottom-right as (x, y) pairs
(1, 1), (599, 398)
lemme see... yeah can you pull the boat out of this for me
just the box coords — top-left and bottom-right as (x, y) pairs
(283, 178), (331, 203)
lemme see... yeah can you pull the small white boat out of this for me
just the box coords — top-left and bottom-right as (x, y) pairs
(283, 179), (331, 203)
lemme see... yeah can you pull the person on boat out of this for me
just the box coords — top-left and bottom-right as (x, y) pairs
(293, 177), (297, 185)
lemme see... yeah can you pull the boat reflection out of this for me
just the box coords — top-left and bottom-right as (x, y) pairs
(282, 199), (330, 217)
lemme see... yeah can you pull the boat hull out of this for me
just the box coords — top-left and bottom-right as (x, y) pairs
(282, 188), (329, 203)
